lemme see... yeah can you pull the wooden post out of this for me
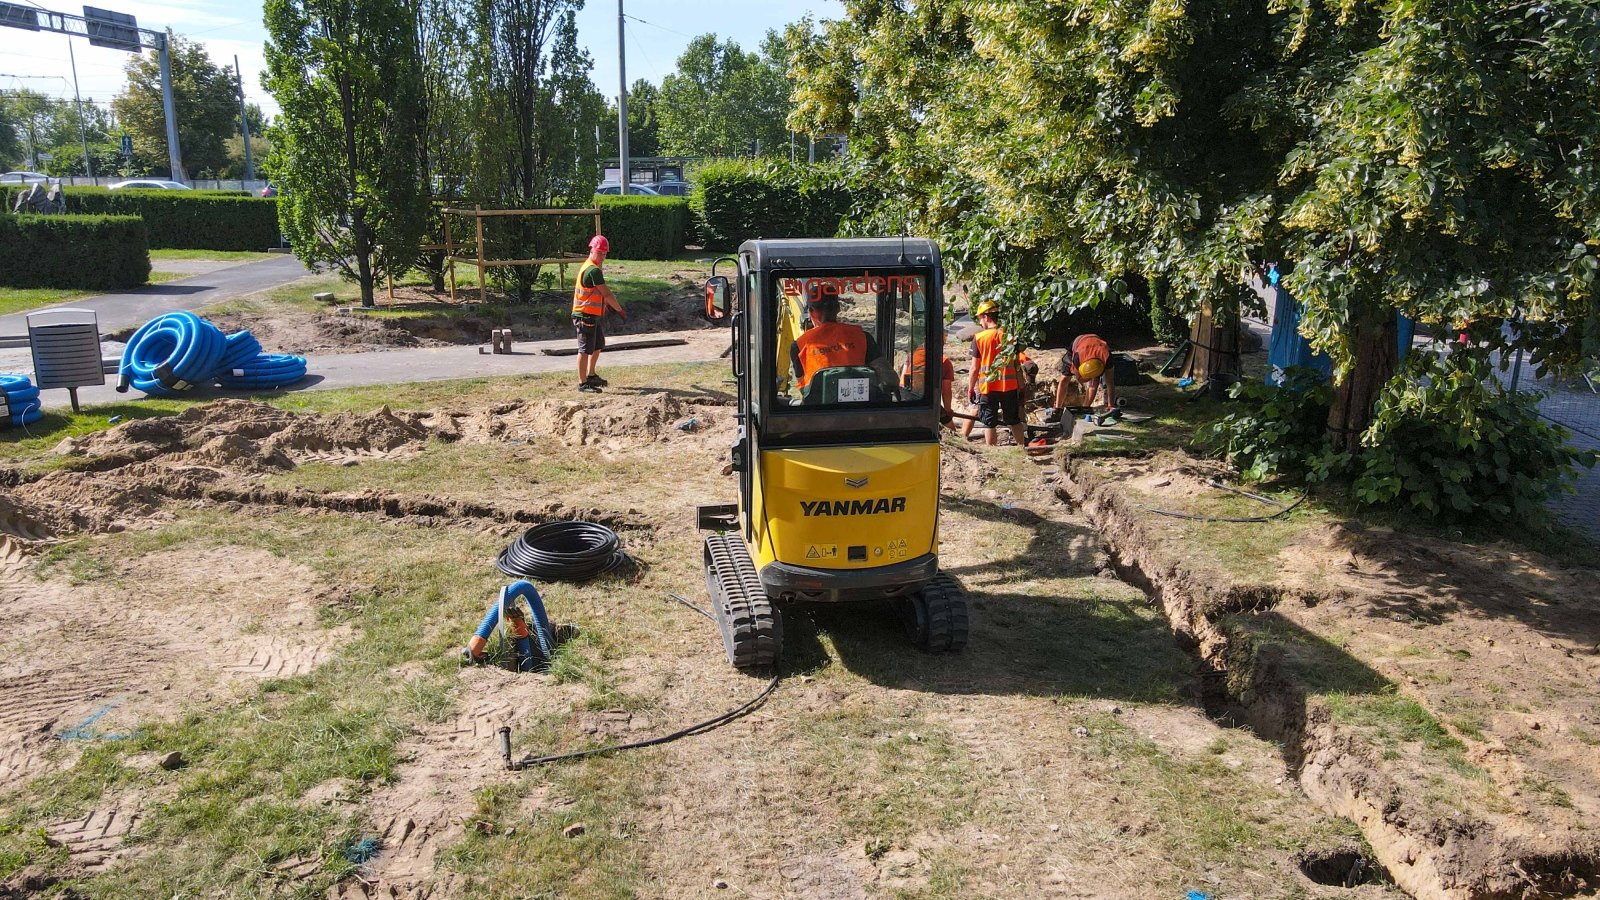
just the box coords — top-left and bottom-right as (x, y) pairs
(444, 212), (457, 302)
(475, 205), (487, 306)
(386, 271), (395, 303)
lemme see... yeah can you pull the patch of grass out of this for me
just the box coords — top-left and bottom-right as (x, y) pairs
(148, 249), (277, 262)
(0, 284), (98, 316)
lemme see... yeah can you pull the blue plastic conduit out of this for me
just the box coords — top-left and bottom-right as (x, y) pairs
(464, 581), (556, 672)
(117, 311), (226, 396)
(218, 329), (263, 372)
(216, 353), (308, 391)
(1, 374), (44, 427)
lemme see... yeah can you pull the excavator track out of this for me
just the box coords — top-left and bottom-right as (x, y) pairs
(898, 573), (969, 653)
(704, 533), (782, 670)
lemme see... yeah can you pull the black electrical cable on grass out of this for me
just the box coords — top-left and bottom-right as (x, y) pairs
(1139, 478), (1310, 524)
(508, 592), (779, 769)
(495, 521), (629, 581)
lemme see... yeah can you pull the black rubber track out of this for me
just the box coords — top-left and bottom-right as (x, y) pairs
(899, 573), (969, 653)
(704, 532), (781, 670)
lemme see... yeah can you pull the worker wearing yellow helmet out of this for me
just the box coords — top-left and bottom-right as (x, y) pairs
(1055, 332), (1117, 411)
(967, 300), (1030, 447)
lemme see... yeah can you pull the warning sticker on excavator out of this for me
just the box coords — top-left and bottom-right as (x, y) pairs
(806, 544), (839, 560)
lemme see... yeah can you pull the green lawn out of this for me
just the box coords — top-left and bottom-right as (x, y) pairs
(0, 271), (186, 317)
(149, 249), (278, 263)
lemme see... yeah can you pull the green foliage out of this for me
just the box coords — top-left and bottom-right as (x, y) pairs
(691, 159), (850, 249)
(595, 196), (688, 260)
(0, 186), (278, 251)
(1149, 278), (1188, 346)
(1200, 369), (1339, 482)
(1354, 354), (1595, 523)
(266, 0), (429, 307)
(658, 33), (792, 159)
(0, 214), (150, 290)
(111, 36), (241, 179)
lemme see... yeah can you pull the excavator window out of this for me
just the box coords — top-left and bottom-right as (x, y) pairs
(770, 269), (935, 409)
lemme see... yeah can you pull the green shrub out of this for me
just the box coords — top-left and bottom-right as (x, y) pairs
(0, 186), (278, 251)
(595, 195), (689, 259)
(1199, 368), (1338, 481)
(691, 160), (851, 249)
(1354, 354), (1595, 523)
(0, 214), (150, 290)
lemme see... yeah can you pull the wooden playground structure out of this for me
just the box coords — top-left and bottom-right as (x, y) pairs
(387, 205), (602, 304)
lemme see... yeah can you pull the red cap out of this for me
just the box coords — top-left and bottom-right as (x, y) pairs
(589, 234), (610, 253)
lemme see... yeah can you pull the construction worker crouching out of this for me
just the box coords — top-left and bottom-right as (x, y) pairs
(1054, 332), (1117, 412)
(572, 234), (627, 393)
(968, 300), (1030, 446)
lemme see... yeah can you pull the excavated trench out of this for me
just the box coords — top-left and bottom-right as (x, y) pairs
(1055, 455), (1600, 900)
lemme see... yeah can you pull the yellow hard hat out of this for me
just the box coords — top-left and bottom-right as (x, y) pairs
(973, 300), (999, 319)
(1077, 357), (1106, 380)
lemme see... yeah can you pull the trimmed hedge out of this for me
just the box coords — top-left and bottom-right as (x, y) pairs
(691, 160), (852, 249)
(0, 214), (151, 290)
(0, 186), (278, 251)
(595, 195), (689, 259)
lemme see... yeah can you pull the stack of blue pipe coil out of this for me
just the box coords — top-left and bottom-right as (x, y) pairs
(117, 311), (307, 397)
(1, 374), (44, 428)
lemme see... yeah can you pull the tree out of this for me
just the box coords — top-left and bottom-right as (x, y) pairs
(464, 0), (604, 301)
(658, 34), (791, 158)
(113, 36), (240, 179)
(617, 78), (661, 158)
(1, 91), (57, 169)
(412, 0), (474, 289)
(789, 0), (1600, 446)
(265, 0), (429, 307)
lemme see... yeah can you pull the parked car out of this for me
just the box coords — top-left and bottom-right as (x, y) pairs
(261, 182), (278, 197)
(0, 171), (51, 184)
(653, 180), (692, 197)
(594, 182), (659, 195)
(108, 179), (191, 190)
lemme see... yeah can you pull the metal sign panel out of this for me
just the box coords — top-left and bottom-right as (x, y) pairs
(120, 134), (133, 156)
(0, 2), (41, 30)
(83, 5), (139, 52)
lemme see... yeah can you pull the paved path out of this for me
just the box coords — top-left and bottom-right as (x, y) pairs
(0, 255), (312, 338)
(13, 329), (728, 411)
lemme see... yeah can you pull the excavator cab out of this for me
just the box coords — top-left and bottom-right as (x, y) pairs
(698, 238), (969, 670)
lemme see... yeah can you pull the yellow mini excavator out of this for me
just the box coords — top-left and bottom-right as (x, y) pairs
(697, 238), (969, 670)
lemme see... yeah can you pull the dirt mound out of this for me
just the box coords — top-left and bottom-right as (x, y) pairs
(206, 311), (445, 355)
(436, 392), (722, 450)
(54, 400), (432, 472)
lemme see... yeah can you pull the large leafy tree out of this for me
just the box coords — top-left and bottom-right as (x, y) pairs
(265, 0), (429, 307)
(658, 34), (791, 158)
(614, 78), (662, 158)
(413, 0), (475, 289)
(113, 36), (240, 179)
(465, 0), (604, 301)
(790, 0), (1600, 445)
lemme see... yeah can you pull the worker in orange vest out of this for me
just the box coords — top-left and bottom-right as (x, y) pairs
(1055, 332), (1117, 410)
(572, 234), (627, 393)
(967, 300), (1029, 446)
(902, 346), (958, 428)
(791, 287), (888, 402)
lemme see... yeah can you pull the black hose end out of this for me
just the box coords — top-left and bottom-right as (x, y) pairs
(115, 372), (130, 393)
(497, 726), (515, 770)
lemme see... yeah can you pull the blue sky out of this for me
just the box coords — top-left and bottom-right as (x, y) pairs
(0, 0), (842, 119)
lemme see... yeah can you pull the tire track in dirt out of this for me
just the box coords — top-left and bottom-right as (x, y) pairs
(44, 804), (143, 873)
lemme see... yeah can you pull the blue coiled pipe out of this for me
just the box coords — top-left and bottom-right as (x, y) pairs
(117, 311), (226, 396)
(218, 329), (263, 372)
(1, 374), (44, 427)
(465, 582), (556, 671)
(217, 353), (308, 390)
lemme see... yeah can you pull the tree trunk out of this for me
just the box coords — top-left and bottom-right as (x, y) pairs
(1325, 305), (1398, 450)
(1182, 298), (1240, 381)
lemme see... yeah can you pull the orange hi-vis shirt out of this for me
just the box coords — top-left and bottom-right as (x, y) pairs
(972, 327), (1023, 394)
(572, 259), (606, 318)
(794, 321), (870, 389)
(1072, 334), (1110, 370)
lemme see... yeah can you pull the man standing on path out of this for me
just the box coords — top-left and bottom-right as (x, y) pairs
(573, 234), (626, 393)
(968, 300), (1029, 447)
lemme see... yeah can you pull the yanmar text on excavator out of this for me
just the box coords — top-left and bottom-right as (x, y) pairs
(697, 237), (969, 671)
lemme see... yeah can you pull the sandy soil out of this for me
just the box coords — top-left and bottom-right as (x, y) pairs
(1062, 449), (1600, 899)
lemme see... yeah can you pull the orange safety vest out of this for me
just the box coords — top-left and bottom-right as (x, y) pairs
(973, 327), (1020, 393)
(1072, 333), (1110, 367)
(795, 321), (869, 389)
(901, 346), (928, 393)
(572, 259), (606, 318)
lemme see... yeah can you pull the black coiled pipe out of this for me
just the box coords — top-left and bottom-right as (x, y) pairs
(495, 521), (628, 582)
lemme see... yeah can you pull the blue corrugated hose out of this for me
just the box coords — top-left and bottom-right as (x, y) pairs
(117, 311), (226, 396)
(1, 374), (44, 427)
(217, 352), (308, 390)
(218, 329), (263, 372)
